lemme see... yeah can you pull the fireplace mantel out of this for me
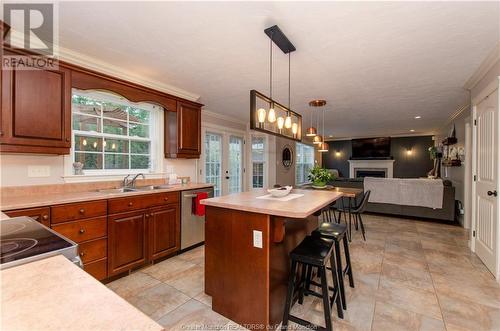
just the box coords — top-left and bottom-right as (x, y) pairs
(348, 159), (395, 178)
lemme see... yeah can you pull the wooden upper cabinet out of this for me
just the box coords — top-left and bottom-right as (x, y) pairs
(165, 101), (201, 159)
(0, 65), (71, 154)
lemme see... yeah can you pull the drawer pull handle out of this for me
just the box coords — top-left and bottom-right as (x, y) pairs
(79, 209), (85, 214)
(80, 252), (85, 256)
(79, 228), (85, 234)
(164, 197), (169, 201)
(145, 214), (150, 218)
(128, 202), (133, 206)
(42, 215), (49, 220)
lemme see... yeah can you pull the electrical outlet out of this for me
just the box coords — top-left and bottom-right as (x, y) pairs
(27, 165), (51, 178)
(253, 230), (263, 248)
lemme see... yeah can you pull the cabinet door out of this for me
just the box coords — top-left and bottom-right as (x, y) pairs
(0, 64), (71, 154)
(148, 204), (180, 260)
(108, 210), (147, 276)
(4, 207), (50, 227)
(177, 102), (201, 156)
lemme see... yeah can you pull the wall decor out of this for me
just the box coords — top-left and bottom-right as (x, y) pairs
(282, 145), (293, 169)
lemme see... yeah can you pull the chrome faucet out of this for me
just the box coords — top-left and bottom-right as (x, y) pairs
(122, 174), (132, 188)
(130, 173), (146, 188)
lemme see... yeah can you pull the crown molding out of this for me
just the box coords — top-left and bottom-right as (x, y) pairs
(202, 109), (247, 126)
(5, 31), (201, 102)
(324, 132), (436, 142)
(464, 42), (500, 90)
(443, 103), (471, 127)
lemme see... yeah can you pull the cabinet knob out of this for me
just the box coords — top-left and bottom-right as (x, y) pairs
(79, 252), (85, 256)
(145, 214), (150, 218)
(66, 138), (70, 142)
(128, 202), (133, 206)
(79, 208), (85, 214)
(42, 215), (49, 220)
(164, 197), (169, 201)
(79, 228), (85, 234)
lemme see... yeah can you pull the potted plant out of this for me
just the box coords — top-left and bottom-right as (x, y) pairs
(308, 166), (335, 188)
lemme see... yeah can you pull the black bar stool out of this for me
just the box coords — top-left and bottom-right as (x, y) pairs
(311, 222), (354, 311)
(282, 236), (343, 331)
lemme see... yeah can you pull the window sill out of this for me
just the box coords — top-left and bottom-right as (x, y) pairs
(62, 172), (168, 183)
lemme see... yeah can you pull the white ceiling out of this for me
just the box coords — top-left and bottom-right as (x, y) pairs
(58, 1), (499, 138)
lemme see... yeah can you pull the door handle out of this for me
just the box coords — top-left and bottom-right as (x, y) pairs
(487, 190), (498, 197)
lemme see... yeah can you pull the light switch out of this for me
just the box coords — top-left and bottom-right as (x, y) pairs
(28, 165), (51, 178)
(253, 230), (263, 248)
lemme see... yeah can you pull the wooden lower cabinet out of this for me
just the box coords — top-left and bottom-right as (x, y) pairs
(148, 205), (180, 260)
(108, 210), (147, 276)
(83, 258), (107, 281)
(4, 207), (50, 227)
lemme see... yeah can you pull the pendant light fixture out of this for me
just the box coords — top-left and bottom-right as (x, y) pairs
(250, 25), (302, 141)
(306, 101), (318, 137)
(310, 100), (326, 144)
(284, 52), (293, 129)
(267, 34), (276, 123)
(318, 108), (329, 153)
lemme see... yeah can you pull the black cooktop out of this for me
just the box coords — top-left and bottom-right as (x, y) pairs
(0, 217), (73, 265)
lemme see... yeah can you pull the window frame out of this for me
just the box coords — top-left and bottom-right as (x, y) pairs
(295, 142), (315, 185)
(65, 89), (163, 178)
(251, 135), (266, 189)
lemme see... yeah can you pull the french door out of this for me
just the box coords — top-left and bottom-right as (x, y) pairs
(473, 84), (499, 278)
(202, 130), (245, 196)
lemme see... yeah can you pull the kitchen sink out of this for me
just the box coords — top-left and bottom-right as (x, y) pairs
(134, 185), (172, 191)
(97, 187), (138, 193)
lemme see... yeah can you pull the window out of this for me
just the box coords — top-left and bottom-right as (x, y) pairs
(71, 90), (160, 173)
(205, 132), (223, 197)
(296, 143), (315, 184)
(252, 136), (265, 188)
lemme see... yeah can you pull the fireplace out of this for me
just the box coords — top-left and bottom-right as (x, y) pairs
(355, 169), (387, 178)
(348, 159), (395, 178)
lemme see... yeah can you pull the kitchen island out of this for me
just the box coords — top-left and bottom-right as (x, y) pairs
(201, 189), (343, 329)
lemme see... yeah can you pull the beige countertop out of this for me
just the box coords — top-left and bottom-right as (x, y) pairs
(1, 255), (163, 331)
(0, 212), (9, 220)
(1, 183), (214, 210)
(201, 189), (343, 218)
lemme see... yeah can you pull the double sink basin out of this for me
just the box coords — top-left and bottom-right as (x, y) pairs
(97, 184), (173, 194)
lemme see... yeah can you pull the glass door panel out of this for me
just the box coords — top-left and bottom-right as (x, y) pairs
(228, 136), (243, 194)
(204, 132), (222, 196)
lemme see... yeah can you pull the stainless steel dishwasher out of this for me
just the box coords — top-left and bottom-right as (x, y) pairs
(181, 187), (214, 250)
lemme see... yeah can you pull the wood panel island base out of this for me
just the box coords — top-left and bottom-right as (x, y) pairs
(202, 189), (343, 329)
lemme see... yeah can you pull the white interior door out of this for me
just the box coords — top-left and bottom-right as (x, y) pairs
(474, 87), (499, 276)
(204, 132), (223, 197)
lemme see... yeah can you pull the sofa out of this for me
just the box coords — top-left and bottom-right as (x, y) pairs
(329, 178), (456, 222)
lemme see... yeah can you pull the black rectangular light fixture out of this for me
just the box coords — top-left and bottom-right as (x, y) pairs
(264, 25), (296, 54)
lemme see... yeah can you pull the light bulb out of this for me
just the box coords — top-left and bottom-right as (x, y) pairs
(112, 143), (116, 150)
(93, 141), (98, 148)
(268, 108), (276, 123)
(277, 116), (284, 129)
(257, 108), (266, 123)
(103, 141), (107, 147)
(284, 115), (292, 129)
(292, 122), (298, 135)
(82, 139), (87, 146)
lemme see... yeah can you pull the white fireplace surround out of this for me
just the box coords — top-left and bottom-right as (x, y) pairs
(348, 159), (395, 178)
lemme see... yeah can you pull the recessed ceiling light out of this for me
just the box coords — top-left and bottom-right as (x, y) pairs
(414, 116), (421, 119)
(410, 129), (415, 132)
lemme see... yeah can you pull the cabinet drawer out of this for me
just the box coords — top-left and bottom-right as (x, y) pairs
(84, 258), (107, 281)
(51, 216), (107, 243)
(51, 200), (107, 224)
(108, 192), (179, 214)
(4, 207), (50, 227)
(78, 238), (107, 264)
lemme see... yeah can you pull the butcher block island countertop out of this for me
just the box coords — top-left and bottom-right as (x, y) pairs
(202, 189), (343, 330)
(1, 255), (163, 331)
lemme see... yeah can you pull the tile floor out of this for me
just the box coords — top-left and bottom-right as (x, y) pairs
(107, 214), (500, 331)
